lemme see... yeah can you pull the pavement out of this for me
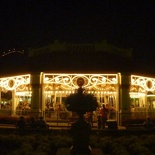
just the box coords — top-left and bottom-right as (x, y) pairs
(0, 124), (16, 128)
(45, 121), (126, 130)
(0, 122), (126, 130)
(56, 147), (103, 155)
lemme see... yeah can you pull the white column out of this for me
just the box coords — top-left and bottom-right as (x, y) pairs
(11, 90), (16, 115)
(119, 73), (131, 125)
(30, 72), (43, 117)
(42, 83), (46, 119)
(0, 88), (1, 109)
(115, 73), (120, 124)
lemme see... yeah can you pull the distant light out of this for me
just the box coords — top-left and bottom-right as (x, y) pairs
(0, 49), (25, 57)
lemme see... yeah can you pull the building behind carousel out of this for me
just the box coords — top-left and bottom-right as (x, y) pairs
(0, 40), (155, 126)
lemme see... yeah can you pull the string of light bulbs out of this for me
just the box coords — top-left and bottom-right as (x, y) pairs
(0, 49), (24, 57)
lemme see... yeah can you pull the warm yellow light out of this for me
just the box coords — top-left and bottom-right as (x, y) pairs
(44, 77), (49, 81)
(147, 94), (155, 97)
(130, 92), (145, 97)
(0, 74), (30, 90)
(131, 75), (155, 91)
(55, 77), (59, 82)
(16, 91), (32, 96)
(43, 73), (118, 91)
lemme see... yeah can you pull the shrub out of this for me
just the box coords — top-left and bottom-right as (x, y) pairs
(122, 118), (144, 126)
(129, 143), (153, 155)
(0, 116), (31, 124)
(1, 133), (155, 154)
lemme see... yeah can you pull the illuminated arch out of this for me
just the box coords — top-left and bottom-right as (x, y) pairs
(0, 74), (30, 91)
(131, 75), (155, 92)
(43, 73), (118, 92)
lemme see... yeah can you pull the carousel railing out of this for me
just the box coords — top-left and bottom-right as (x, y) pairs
(1, 109), (155, 127)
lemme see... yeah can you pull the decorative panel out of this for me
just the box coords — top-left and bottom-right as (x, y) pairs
(43, 73), (118, 91)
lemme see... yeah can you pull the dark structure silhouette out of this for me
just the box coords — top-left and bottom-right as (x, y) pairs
(65, 77), (98, 155)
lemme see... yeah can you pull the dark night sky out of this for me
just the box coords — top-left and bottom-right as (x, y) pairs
(0, 1), (155, 58)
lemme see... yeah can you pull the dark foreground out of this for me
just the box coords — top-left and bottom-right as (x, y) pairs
(0, 128), (155, 155)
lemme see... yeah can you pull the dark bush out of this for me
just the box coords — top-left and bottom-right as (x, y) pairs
(0, 116), (31, 124)
(0, 132), (155, 154)
(122, 118), (145, 126)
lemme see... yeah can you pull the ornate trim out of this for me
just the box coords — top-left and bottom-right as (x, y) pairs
(0, 74), (30, 91)
(43, 73), (118, 91)
(131, 75), (155, 91)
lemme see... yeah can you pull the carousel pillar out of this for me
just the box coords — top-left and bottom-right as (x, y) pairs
(119, 73), (131, 125)
(11, 90), (16, 115)
(0, 88), (1, 109)
(42, 83), (46, 119)
(30, 72), (43, 117)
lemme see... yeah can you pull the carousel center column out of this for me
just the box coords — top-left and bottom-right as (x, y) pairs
(30, 72), (43, 117)
(119, 73), (131, 125)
